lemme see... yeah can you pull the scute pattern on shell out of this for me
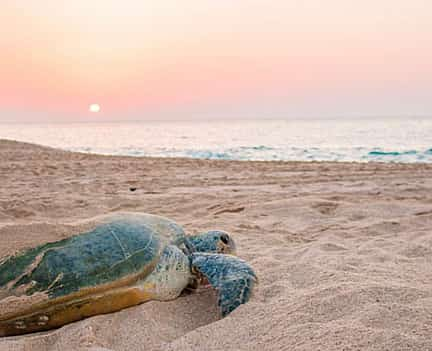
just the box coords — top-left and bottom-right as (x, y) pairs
(0, 213), (186, 301)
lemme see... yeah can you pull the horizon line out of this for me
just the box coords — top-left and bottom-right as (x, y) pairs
(1, 115), (432, 124)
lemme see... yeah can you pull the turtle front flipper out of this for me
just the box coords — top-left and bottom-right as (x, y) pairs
(190, 253), (257, 316)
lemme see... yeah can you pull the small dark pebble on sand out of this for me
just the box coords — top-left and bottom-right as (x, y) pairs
(129, 187), (137, 192)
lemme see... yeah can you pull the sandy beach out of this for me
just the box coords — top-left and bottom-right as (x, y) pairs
(1, 139), (432, 350)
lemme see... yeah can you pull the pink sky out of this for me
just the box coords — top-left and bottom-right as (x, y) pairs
(1, 0), (432, 122)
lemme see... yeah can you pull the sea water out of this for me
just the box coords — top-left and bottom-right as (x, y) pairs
(1, 119), (432, 163)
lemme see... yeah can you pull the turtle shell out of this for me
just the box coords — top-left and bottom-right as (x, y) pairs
(0, 212), (186, 335)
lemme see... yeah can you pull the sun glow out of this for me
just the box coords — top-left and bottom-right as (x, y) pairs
(89, 104), (101, 113)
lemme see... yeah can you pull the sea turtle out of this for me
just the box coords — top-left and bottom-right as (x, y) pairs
(0, 212), (256, 337)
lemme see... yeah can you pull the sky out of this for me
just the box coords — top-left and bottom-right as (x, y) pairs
(1, 0), (431, 122)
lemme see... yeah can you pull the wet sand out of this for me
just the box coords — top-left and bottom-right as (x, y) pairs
(1, 139), (432, 350)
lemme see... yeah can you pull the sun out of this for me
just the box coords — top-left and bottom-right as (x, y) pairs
(89, 104), (101, 113)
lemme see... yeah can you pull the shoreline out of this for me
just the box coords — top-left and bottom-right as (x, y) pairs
(3, 138), (432, 167)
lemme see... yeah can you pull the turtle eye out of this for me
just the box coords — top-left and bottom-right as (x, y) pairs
(220, 234), (229, 245)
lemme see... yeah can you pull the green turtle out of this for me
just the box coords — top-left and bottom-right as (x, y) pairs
(0, 212), (256, 337)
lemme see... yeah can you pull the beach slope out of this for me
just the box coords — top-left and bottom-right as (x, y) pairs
(1, 139), (432, 350)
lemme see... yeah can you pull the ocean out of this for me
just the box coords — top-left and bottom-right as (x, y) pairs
(1, 119), (432, 163)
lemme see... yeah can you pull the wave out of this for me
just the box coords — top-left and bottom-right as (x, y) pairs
(368, 150), (418, 156)
(67, 145), (432, 163)
(184, 150), (233, 159)
(237, 145), (275, 151)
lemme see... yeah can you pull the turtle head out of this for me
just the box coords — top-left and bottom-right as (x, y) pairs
(185, 230), (236, 255)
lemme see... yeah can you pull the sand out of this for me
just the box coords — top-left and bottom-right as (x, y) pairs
(1, 139), (432, 350)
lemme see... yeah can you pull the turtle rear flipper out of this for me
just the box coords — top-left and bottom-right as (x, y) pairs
(0, 285), (154, 337)
(191, 253), (257, 316)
